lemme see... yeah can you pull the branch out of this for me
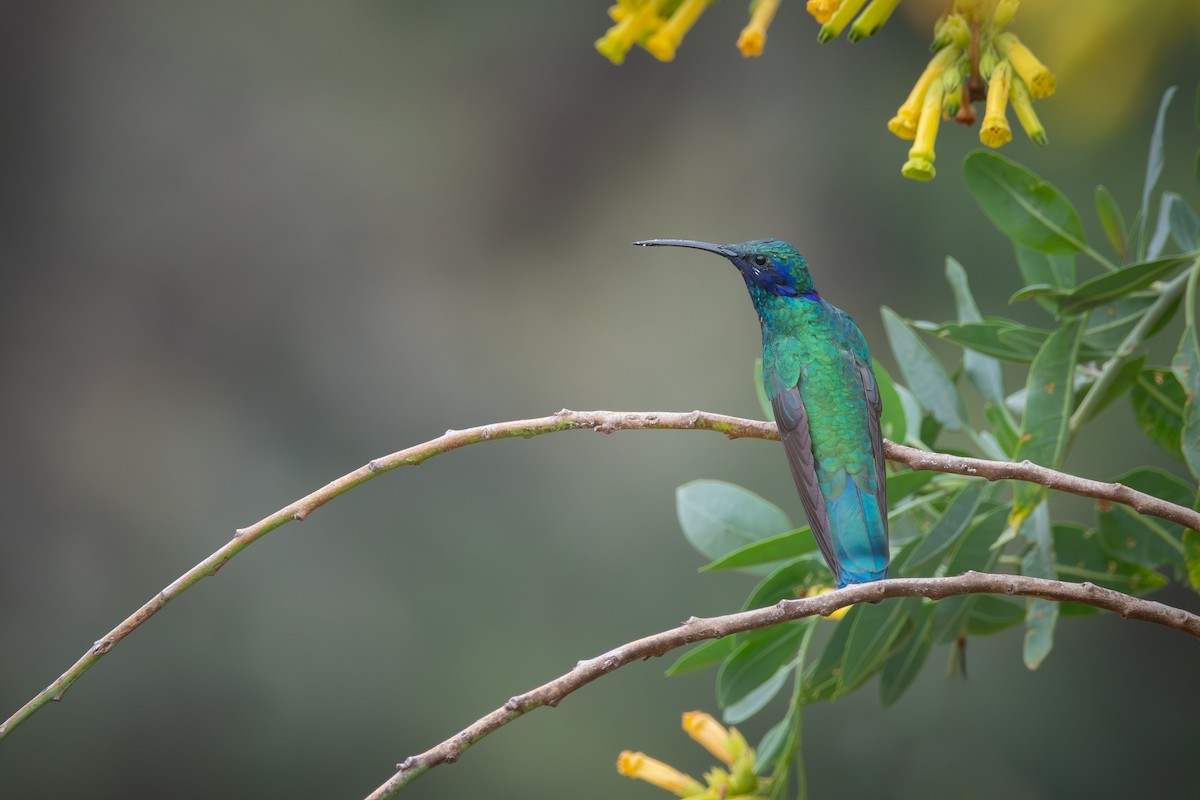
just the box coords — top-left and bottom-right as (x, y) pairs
(365, 571), (1200, 799)
(3, 409), (1198, 742)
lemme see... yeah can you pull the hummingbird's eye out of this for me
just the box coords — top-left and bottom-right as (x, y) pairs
(753, 254), (768, 267)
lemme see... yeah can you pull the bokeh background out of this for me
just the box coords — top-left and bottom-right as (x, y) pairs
(1, 2), (1198, 798)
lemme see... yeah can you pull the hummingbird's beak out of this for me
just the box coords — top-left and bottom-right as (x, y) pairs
(632, 239), (736, 258)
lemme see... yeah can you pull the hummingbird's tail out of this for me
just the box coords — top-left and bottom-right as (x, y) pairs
(827, 477), (889, 588)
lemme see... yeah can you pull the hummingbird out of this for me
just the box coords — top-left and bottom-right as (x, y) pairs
(634, 238), (889, 588)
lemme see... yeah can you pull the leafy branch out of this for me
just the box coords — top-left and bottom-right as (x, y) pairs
(365, 570), (1200, 800)
(2, 408), (1196, 743)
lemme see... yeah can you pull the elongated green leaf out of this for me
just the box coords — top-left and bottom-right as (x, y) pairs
(1022, 502), (1058, 670)
(1012, 318), (1085, 518)
(724, 664), (791, 724)
(886, 470), (935, 507)
(666, 636), (737, 676)
(1139, 87), (1177, 259)
(946, 257), (1004, 403)
(1010, 284), (1069, 304)
(1148, 193), (1175, 260)
(966, 595), (1025, 636)
(1167, 193), (1199, 251)
(1095, 185), (1129, 261)
(1172, 264), (1200, 479)
(879, 604), (934, 707)
(904, 482), (986, 571)
(1084, 295), (1169, 351)
(1184, 529), (1200, 592)
(1097, 467), (1191, 570)
(872, 358), (906, 445)
(703, 527), (817, 571)
(677, 481), (792, 570)
(963, 151), (1087, 255)
(882, 307), (965, 430)
(802, 606), (856, 702)
(985, 402), (1020, 456)
(924, 319), (1043, 363)
(839, 599), (912, 691)
(718, 621), (810, 710)
(743, 555), (831, 610)
(755, 716), (793, 774)
(1131, 368), (1187, 460)
(1054, 522), (1167, 596)
(1056, 255), (1191, 316)
(931, 506), (1008, 644)
(1015, 245), (1076, 313)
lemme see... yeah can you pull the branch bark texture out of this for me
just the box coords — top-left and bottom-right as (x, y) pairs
(3, 409), (1198, 742)
(364, 571), (1200, 799)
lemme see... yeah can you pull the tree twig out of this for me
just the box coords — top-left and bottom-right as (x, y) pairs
(365, 571), (1200, 799)
(3, 409), (1198, 742)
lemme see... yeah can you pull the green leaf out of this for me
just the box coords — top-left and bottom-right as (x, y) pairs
(923, 319), (1044, 363)
(983, 402), (1018, 457)
(1009, 283), (1069, 304)
(882, 306), (966, 430)
(1139, 87), (1177, 260)
(702, 527), (817, 571)
(1012, 318), (1085, 517)
(931, 506), (1009, 644)
(723, 663), (791, 724)
(1096, 467), (1192, 570)
(946, 257), (1004, 403)
(676, 481), (792, 570)
(885, 470), (935, 508)
(1095, 185), (1129, 261)
(1084, 295), (1179, 352)
(666, 637), (737, 676)
(1184, 529), (1200, 592)
(966, 595), (1026, 636)
(872, 359), (907, 445)
(879, 604), (934, 707)
(718, 621), (810, 711)
(743, 555), (831, 610)
(838, 599), (912, 691)
(1131, 368), (1187, 460)
(1056, 255), (1192, 317)
(802, 607), (856, 702)
(1172, 264), (1200, 479)
(1167, 193), (1199, 251)
(1074, 355), (1144, 425)
(1021, 502), (1058, 670)
(1015, 245), (1076, 313)
(963, 150), (1088, 255)
(903, 482), (986, 572)
(755, 716), (793, 774)
(753, 359), (774, 420)
(1053, 522), (1167, 597)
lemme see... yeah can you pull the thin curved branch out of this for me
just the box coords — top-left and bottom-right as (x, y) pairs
(365, 571), (1200, 799)
(2, 409), (1197, 742)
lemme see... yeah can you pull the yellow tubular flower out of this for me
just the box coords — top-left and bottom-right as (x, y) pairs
(993, 0), (1020, 29)
(818, 0), (868, 43)
(596, 0), (666, 65)
(980, 59), (1014, 147)
(682, 711), (738, 765)
(995, 31), (1056, 98)
(806, 0), (843, 24)
(902, 78), (944, 181)
(1009, 75), (1047, 145)
(847, 0), (902, 42)
(608, 4), (626, 23)
(738, 0), (781, 57)
(617, 751), (706, 797)
(887, 45), (959, 140)
(646, 0), (711, 62)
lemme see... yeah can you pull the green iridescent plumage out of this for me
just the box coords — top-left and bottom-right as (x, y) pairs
(636, 238), (889, 587)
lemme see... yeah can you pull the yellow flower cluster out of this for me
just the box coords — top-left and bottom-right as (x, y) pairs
(595, 0), (783, 64)
(883, 0), (1055, 181)
(617, 711), (767, 799)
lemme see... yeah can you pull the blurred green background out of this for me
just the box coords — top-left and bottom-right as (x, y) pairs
(1, 2), (1198, 798)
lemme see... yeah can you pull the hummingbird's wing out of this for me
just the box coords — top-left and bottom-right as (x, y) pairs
(854, 353), (889, 535)
(769, 373), (839, 585)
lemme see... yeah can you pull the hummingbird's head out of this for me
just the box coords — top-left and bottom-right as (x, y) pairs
(633, 238), (816, 300)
